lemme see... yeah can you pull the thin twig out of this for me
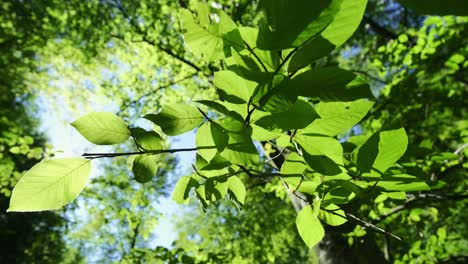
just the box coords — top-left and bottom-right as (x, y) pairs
(328, 210), (402, 241)
(243, 40), (268, 72)
(118, 73), (197, 114)
(454, 143), (468, 155)
(82, 147), (199, 159)
(374, 193), (468, 223)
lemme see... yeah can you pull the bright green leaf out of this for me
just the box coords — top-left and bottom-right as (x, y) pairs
(8, 158), (91, 212)
(252, 74), (297, 113)
(131, 128), (162, 151)
(196, 100), (245, 121)
(251, 124), (282, 141)
(214, 70), (257, 103)
(196, 122), (228, 162)
(296, 205), (325, 249)
(239, 27), (280, 71)
(319, 204), (347, 226)
(219, 119), (258, 166)
(144, 104), (204, 136)
(289, 0), (368, 72)
(255, 99), (319, 131)
(257, 0), (341, 50)
(180, 4), (243, 61)
(296, 134), (344, 175)
(291, 67), (374, 101)
(323, 185), (356, 205)
(377, 174), (430, 192)
(355, 127), (408, 175)
(172, 176), (199, 204)
(228, 176), (246, 205)
(71, 112), (130, 145)
(299, 99), (374, 137)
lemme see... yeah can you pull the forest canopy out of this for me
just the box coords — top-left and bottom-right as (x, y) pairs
(0, 0), (467, 263)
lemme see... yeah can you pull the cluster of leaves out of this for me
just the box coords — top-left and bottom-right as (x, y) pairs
(8, 0), (440, 251)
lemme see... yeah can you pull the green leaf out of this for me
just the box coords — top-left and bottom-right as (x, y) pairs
(131, 128), (162, 151)
(172, 176), (199, 204)
(9, 146), (20, 154)
(355, 127), (408, 175)
(8, 158), (91, 212)
(396, 0), (468, 16)
(196, 100), (245, 121)
(252, 74), (297, 113)
(180, 4), (243, 61)
(257, 0), (341, 50)
(296, 205), (325, 249)
(196, 154), (231, 171)
(377, 174), (430, 192)
(238, 27), (280, 71)
(204, 177), (229, 201)
(299, 99), (374, 137)
(295, 134), (344, 175)
(214, 70), (257, 103)
(71, 112), (130, 145)
(251, 124), (282, 141)
(132, 155), (158, 183)
(291, 67), (374, 101)
(219, 119), (258, 166)
(255, 99), (319, 131)
(319, 204), (347, 226)
(323, 185), (356, 205)
(281, 152), (308, 176)
(289, 0), (368, 72)
(281, 154), (321, 194)
(144, 104), (204, 136)
(227, 176), (246, 205)
(196, 122), (229, 162)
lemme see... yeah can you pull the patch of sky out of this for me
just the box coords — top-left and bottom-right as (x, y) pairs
(341, 46), (362, 60)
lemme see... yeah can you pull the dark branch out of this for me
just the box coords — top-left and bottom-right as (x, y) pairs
(374, 193), (468, 224)
(363, 16), (398, 40)
(82, 147), (199, 159)
(326, 210), (402, 241)
(118, 73), (197, 114)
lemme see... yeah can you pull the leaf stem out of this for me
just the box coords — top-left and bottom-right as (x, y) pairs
(273, 46), (299, 75)
(243, 40), (268, 72)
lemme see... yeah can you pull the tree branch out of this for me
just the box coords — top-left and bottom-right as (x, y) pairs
(82, 147), (199, 159)
(350, 69), (388, 84)
(112, 0), (204, 73)
(324, 209), (402, 241)
(363, 16), (398, 40)
(374, 193), (468, 224)
(118, 73), (197, 114)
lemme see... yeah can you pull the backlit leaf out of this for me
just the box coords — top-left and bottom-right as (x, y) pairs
(257, 0), (341, 50)
(172, 176), (199, 204)
(8, 158), (91, 212)
(131, 128), (162, 151)
(296, 205), (325, 249)
(299, 99), (374, 137)
(355, 127), (408, 176)
(180, 4), (243, 61)
(132, 155), (158, 183)
(289, 0), (368, 72)
(71, 112), (130, 145)
(228, 176), (246, 205)
(296, 134), (344, 175)
(144, 104), (204, 136)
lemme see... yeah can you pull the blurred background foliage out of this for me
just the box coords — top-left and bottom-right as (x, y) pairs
(0, 0), (466, 263)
